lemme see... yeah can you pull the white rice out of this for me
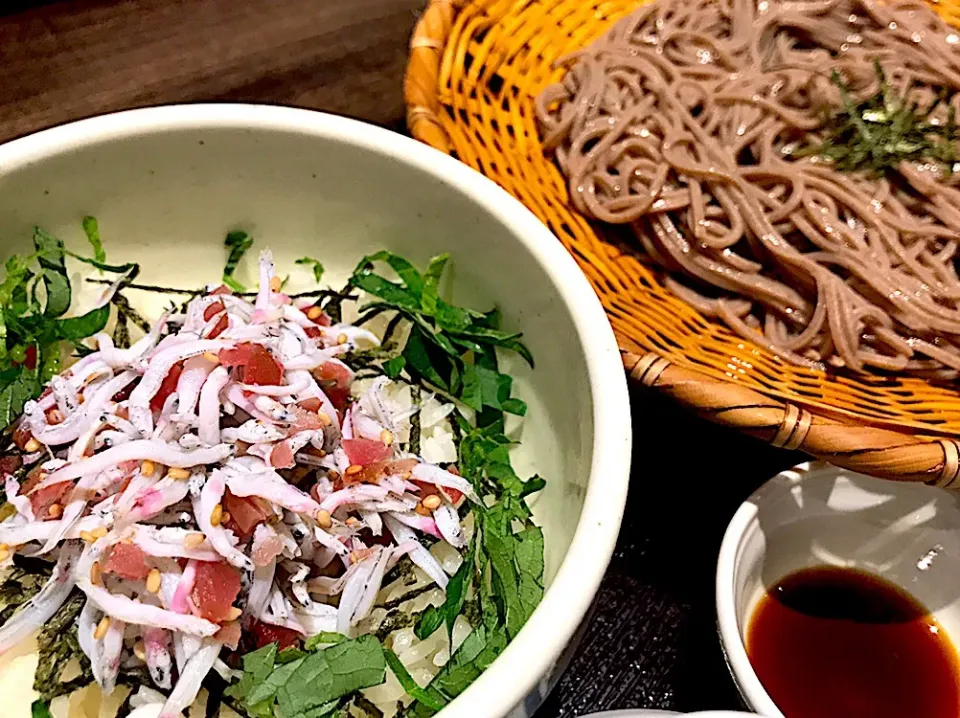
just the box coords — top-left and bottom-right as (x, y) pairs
(351, 377), (460, 465)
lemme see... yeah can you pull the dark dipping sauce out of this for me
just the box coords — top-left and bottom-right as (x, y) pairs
(746, 566), (960, 718)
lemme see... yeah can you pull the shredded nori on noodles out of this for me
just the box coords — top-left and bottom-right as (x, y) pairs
(802, 61), (960, 176)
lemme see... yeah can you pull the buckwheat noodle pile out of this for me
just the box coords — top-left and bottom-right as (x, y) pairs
(537, 0), (960, 378)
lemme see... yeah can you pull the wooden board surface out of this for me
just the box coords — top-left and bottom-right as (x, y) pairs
(0, 0), (422, 143)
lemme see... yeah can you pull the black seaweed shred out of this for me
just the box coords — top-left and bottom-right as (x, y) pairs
(33, 590), (92, 702)
(350, 693), (385, 717)
(112, 309), (131, 349)
(373, 610), (419, 643)
(111, 292), (152, 334)
(408, 386), (422, 456)
(0, 558), (52, 627)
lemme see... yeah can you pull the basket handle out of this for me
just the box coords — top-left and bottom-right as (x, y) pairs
(623, 351), (960, 488)
(405, 0), (460, 153)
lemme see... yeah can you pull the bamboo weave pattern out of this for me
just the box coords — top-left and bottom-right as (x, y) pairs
(404, 0), (960, 473)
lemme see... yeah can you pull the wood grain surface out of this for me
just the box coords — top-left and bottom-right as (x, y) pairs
(0, 2), (798, 716)
(0, 0), (423, 142)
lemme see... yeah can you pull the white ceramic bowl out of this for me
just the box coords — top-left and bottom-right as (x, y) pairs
(0, 106), (633, 717)
(717, 461), (960, 717)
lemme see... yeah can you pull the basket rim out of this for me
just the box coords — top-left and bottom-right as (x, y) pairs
(402, 0), (960, 482)
(404, 0), (461, 154)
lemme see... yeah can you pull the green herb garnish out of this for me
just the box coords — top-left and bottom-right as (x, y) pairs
(383, 355), (406, 378)
(296, 257), (325, 283)
(223, 230), (254, 293)
(0, 224), (121, 431)
(209, 249), (546, 715)
(466, 423), (546, 641)
(802, 61), (959, 176)
(81, 216), (106, 265)
(226, 635), (387, 718)
(30, 700), (52, 718)
(415, 532), (475, 642)
(384, 648), (446, 711)
(34, 228), (71, 318)
(303, 631), (348, 650)
(349, 252), (531, 425)
(401, 625), (509, 717)
(402, 419), (545, 715)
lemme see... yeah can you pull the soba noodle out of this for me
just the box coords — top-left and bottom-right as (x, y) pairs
(537, 0), (960, 378)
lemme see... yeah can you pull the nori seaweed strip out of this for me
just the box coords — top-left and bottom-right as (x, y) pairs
(448, 408), (462, 447)
(203, 669), (260, 717)
(118, 665), (155, 687)
(351, 693), (385, 717)
(382, 556), (417, 588)
(115, 667), (172, 718)
(112, 309), (131, 349)
(202, 671), (231, 718)
(380, 583), (438, 613)
(320, 284), (358, 325)
(286, 288), (346, 301)
(115, 664), (161, 712)
(33, 590), (93, 702)
(114, 690), (136, 718)
(42, 675), (92, 703)
(343, 345), (398, 372)
(0, 562), (51, 626)
(86, 280), (195, 296)
(380, 313), (405, 348)
(71, 344), (98, 359)
(374, 609), (419, 643)
(89, 278), (335, 302)
(11, 553), (53, 574)
(440, 402), (470, 519)
(111, 293), (151, 334)
(354, 304), (393, 327)
(203, 673), (254, 718)
(221, 694), (254, 718)
(409, 386), (422, 456)
(460, 598), (481, 628)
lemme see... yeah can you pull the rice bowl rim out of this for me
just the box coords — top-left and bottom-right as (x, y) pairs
(0, 104), (633, 718)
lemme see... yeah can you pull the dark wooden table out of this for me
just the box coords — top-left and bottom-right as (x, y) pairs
(0, 2), (801, 714)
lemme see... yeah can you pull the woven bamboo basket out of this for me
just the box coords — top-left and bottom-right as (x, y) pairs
(403, 0), (960, 487)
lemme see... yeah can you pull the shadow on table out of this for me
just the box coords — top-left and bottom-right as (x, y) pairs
(537, 383), (800, 717)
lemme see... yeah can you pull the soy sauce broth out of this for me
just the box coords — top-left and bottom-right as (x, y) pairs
(746, 566), (960, 718)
